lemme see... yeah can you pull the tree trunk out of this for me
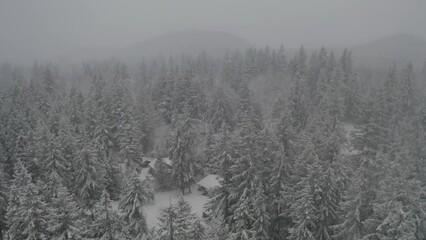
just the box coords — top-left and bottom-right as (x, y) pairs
(181, 179), (185, 195)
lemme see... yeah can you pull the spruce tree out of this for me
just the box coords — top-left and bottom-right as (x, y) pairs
(333, 157), (378, 240)
(252, 182), (271, 240)
(46, 172), (82, 239)
(169, 106), (198, 195)
(73, 142), (103, 209)
(90, 190), (122, 239)
(208, 88), (234, 134)
(118, 171), (149, 239)
(42, 132), (68, 179)
(157, 197), (204, 240)
(288, 158), (319, 240)
(289, 72), (308, 132)
(206, 125), (233, 222)
(6, 161), (49, 240)
(0, 166), (7, 239)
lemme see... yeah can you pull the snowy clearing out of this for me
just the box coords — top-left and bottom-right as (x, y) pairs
(112, 183), (208, 228)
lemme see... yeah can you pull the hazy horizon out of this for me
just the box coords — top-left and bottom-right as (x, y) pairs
(1, 1), (426, 63)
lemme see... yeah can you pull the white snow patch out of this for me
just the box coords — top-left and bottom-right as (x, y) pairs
(111, 184), (208, 228)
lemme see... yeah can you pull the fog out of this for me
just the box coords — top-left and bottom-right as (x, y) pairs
(1, 0), (426, 63)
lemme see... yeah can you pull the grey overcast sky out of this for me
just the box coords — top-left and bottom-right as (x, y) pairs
(1, 0), (426, 63)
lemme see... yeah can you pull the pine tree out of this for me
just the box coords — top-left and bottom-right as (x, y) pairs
(108, 75), (145, 168)
(173, 197), (204, 240)
(6, 161), (49, 240)
(289, 72), (308, 132)
(42, 132), (68, 179)
(252, 183), (271, 240)
(68, 85), (84, 133)
(157, 197), (204, 240)
(333, 157), (378, 240)
(204, 217), (232, 240)
(208, 88), (234, 134)
(0, 165), (8, 239)
(73, 142), (103, 209)
(206, 126), (233, 222)
(269, 147), (292, 239)
(290, 46), (307, 78)
(229, 148), (256, 240)
(46, 172), (82, 239)
(118, 172), (149, 239)
(157, 201), (176, 240)
(90, 190), (122, 239)
(172, 69), (206, 120)
(92, 108), (113, 158)
(362, 151), (423, 240)
(152, 65), (176, 124)
(103, 154), (122, 200)
(116, 109), (144, 170)
(339, 49), (361, 121)
(288, 159), (319, 240)
(169, 106), (198, 195)
(399, 61), (416, 116)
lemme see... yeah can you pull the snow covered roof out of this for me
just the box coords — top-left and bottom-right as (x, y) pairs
(197, 174), (222, 190)
(162, 157), (172, 167)
(148, 158), (157, 168)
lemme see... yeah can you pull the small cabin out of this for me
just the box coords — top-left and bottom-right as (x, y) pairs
(196, 174), (222, 195)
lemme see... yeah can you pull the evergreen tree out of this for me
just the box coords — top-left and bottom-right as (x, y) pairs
(6, 161), (49, 240)
(289, 72), (308, 132)
(103, 154), (122, 200)
(362, 151), (423, 240)
(269, 147), (292, 240)
(0, 164), (8, 239)
(333, 157), (378, 240)
(46, 172), (82, 239)
(206, 126), (233, 222)
(288, 158), (320, 240)
(73, 142), (103, 209)
(157, 201), (176, 240)
(252, 183), (271, 240)
(399, 61), (416, 116)
(157, 197), (204, 240)
(204, 217), (232, 240)
(208, 88), (234, 134)
(339, 49), (361, 121)
(118, 172), (149, 239)
(173, 70), (206, 120)
(169, 106), (198, 195)
(90, 190), (122, 239)
(68, 85), (84, 133)
(42, 132), (68, 179)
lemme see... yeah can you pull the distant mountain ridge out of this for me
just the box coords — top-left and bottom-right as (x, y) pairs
(351, 33), (426, 68)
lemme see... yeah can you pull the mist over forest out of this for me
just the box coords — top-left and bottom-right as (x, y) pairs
(1, 1), (426, 240)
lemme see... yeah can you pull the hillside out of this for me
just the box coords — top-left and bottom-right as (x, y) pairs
(351, 33), (426, 68)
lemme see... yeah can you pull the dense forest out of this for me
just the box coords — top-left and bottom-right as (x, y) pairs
(1, 46), (426, 240)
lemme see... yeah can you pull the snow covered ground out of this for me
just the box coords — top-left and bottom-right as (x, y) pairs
(111, 183), (208, 228)
(110, 123), (361, 229)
